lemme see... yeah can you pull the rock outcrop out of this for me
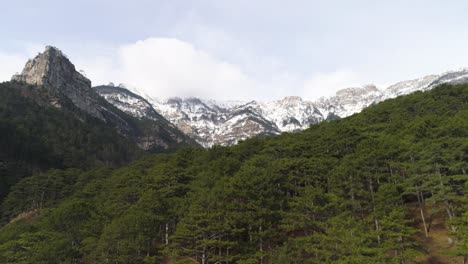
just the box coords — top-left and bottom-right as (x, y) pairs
(12, 46), (197, 151)
(12, 46), (107, 120)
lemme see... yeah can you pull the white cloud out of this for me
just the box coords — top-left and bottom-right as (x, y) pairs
(76, 55), (119, 86)
(1, 39), (369, 102)
(302, 70), (365, 99)
(96, 38), (368, 101)
(0, 39), (262, 101)
(116, 38), (258, 100)
(0, 53), (28, 82)
(0, 43), (50, 82)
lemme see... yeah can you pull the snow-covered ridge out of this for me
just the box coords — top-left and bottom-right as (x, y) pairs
(96, 68), (468, 147)
(95, 84), (160, 121)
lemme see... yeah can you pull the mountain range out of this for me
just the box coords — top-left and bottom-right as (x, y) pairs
(9, 46), (468, 148)
(1, 45), (467, 263)
(2, 78), (467, 263)
(96, 68), (468, 147)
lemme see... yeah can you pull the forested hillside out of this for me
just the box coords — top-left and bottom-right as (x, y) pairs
(0, 81), (143, 207)
(0, 84), (467, 263)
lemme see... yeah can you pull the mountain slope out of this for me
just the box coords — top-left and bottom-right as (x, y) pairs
(94, 84), (198, 149)
(11, 46), (196, 151)
(1, 84), (466, 263)
(0, 46), (196, 211)
(148, 97), (281, 147)
(95, 84), (168, 121)
(98, 68), (468, 147)
(0, 81), (142, 208)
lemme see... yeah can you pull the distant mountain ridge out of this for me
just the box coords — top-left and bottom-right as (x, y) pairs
(98, 68), (468, 147)
(11, 46), (197, 151)
(10, 46), (468, 148)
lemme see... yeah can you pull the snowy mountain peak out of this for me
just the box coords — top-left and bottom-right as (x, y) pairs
(97, 67), (468, 147)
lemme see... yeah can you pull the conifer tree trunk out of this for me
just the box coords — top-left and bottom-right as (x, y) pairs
(444, 202), (453, 220)
(40, 191), (45, 208)
(349, 175), (355, 212)
(227, 247), (230, 264)
(259, 225), (264, 264)
(368, 177), (381, 244)
(201, 247), (207, 264)
(420, 205), (429, 238)
(147, 240), (150, 257)
(416, 188), (429, 237)
(165, 223), (169, 245)
(375, 218), (381, 245)
(436, 164), (454, 221)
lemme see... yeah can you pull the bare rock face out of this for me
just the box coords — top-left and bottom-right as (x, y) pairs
(12, 46), (90, 87)
(11, 46), (197, 151)
(12, 46), (106, 120)
(120, 68), (468, 147)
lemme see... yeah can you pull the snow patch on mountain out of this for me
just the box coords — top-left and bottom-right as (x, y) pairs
(97, 68), (468, 147)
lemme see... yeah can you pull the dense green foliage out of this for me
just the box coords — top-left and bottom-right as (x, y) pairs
(0, 84), (467, 263)
(0, 82), (142, 206)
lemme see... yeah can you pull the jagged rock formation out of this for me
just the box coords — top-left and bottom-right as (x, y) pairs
(12, 46), (107, 120)
(153, 98), (281, 147)
(95, 84), (164, 121)
(94, 84), (197, 149)
(12, 46), (196, 151)
(98, 68), (468, 147)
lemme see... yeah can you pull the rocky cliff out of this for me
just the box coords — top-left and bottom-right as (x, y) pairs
(12, 46), (197, 151)
(12, 46), (107, 120)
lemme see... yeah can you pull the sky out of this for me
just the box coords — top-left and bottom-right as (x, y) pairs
(2, 0), (468, 100)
